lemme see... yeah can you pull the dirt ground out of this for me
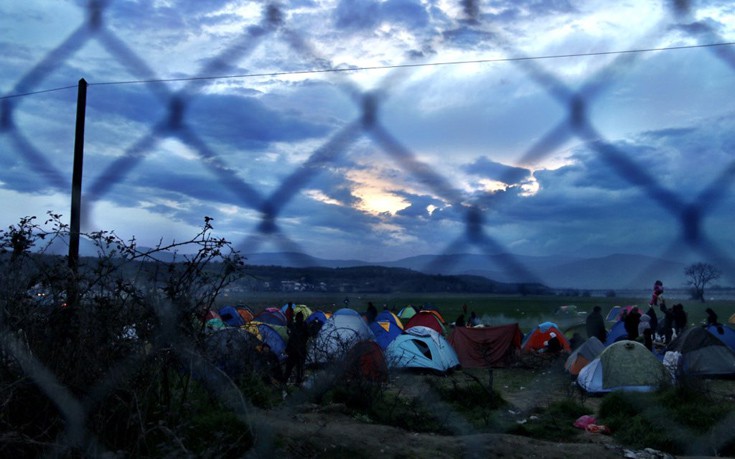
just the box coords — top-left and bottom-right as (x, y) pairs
(242, 359), (667, 459)
(254, 404), (624, 459)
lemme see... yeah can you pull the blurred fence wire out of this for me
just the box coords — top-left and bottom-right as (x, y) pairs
(2, 0), (735, 457)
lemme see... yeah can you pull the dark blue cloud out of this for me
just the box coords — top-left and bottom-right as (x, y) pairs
(187, 93), (332, 148)
(462, 156), (531, 184)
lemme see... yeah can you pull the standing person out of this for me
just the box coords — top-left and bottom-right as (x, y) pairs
(366, 302), (378, 323)
(645, 305), (659, 340)
(467, 311), (479, 327)
(672, 303), (688, 336)
(285, 302), (295, 324)
(705, 308), (719, 326)
(585, 306), (607, 342)
(455, 314), (466, 327)
(545, 332), (562, 353)
(283, 311), (309, 385)
(624, 307), (642, 340)
(659, 302), (674, 344)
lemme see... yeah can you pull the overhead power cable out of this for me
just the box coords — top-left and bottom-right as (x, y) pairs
(2, 41), (734, 100)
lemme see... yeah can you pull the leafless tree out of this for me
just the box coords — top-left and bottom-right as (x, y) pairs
(684, 262), (721, 302)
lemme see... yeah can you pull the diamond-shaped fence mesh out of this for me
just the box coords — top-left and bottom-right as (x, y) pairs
(2, 0), (735, 457)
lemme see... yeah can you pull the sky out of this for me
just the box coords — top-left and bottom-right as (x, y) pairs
(1, 0), (735, 277)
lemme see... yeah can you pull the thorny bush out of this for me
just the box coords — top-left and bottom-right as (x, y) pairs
(0, 213), (254, 457)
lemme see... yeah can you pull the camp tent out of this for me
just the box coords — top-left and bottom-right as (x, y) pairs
(730, 314), (735, 325)
(236, 306), (255, 324)
(254, 309), (288, 327)
(281, 303), (314, 320)
(705, 324), (735, 352)
(405, 310), (447, 335)
(604, 320), (629, 346)
(577, 341), (670, 394)
(448, 323), (522, 368)
(605, 305), (638, 322)
(564, 336), (605, 376)
(218, 306), (245, 327)
(666, 327), (735, 377)
(385, 326), (460, 373)
(309, 308), (375, 364)
(521, 322), (571, 352)
(397, 305), (418, 320)
(343, 340), (389, 383)
(243, 322), (287, 361)
(204, 327), (264, 378)
(369, 310), (404, 349)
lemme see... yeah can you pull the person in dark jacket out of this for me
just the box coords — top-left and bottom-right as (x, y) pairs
(705, 308), (719, 326)
(659, 302), (674, 344)
(624, 307), (641, 341)
(366, 302), (378, 323)
(283, 311), (309, 385)
(645, 306), (658, 339)
(672, 303), (688, 336)
(585, 306), (607, 342)
(545, 332), (562, 353)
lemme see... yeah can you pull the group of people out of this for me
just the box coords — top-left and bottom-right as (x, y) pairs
(454, 304), (480, 328)
(584, 280), (691, 351)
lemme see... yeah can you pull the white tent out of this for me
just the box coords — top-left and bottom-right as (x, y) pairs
(308, 308), (374, 364)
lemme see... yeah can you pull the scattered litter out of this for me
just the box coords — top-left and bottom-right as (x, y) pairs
(573, 414), (596, 430)
(623, 448), (674, 459)
(585, 424), (610, 434)
(529, 415), (539, 421)
(516, 419), (527, 425)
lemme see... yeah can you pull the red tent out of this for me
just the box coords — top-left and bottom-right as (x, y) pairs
(405, 310), (447, 335)
(448, 324), (522, 368)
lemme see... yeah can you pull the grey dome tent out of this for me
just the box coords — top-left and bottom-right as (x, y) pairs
(577, 341), (670, 394)
(666, 326), (735, 378)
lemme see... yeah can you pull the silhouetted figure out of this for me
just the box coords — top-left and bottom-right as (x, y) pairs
(467, 311), (479, 327)
(659, 303), (674, 344)
(624, 307), (641, 341)
(586, 306), (607, 342)
(705, 308), (719, 326)
(545, 332), (562, 353)
(283, 312), (309, 385)
(570, 332), (585, 350)
(455, 314), (465, 327)
(643, 328), (653, 351)
(285, 302), (295, 324)
(645, 306), (658, 339)
(366, 302), (378, 323)
(672, 303), (688, 336)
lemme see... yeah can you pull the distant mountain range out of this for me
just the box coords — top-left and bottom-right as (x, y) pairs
(43, 235), (701, 290)
(242, 252), (695, 290)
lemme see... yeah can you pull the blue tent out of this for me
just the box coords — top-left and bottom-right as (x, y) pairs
(385, 326), (459, 373)
(605, 320), (628, 346)
(306, 310), (329, 326)
(369, 310), (404, 349)
(244, 322), (287, 361)
(706, 324), (735, 352)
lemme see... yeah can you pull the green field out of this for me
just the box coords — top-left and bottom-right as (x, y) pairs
(218, 292), (735, 333)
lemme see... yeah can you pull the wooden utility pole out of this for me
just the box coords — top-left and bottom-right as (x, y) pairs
(68, 78), (87, 307)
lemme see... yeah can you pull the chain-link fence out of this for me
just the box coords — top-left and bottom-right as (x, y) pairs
(2, 0), (735, 457)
